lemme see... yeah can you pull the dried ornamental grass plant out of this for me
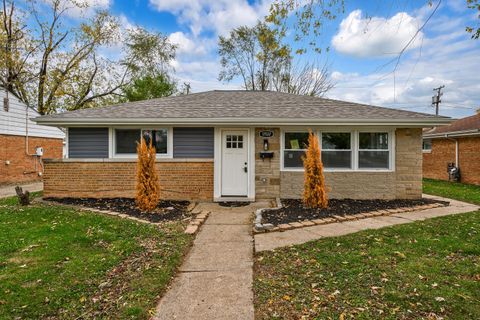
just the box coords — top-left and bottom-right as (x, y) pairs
(135, 138), (160, 212)
(303, 131), (328, 208)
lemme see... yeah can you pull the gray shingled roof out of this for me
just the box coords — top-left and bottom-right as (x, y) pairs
(34, 90), (451, 125)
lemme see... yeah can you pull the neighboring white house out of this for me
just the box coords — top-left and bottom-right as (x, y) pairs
(0, 86), (65, 185)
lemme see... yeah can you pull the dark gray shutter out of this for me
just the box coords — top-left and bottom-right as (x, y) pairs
(68, 127), (109, 158)
(173, 127), (214, 158)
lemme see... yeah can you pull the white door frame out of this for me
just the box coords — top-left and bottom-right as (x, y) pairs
(213, 127), (255, 201)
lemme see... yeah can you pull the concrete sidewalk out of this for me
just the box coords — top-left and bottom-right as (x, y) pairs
(0, 181), (43, 198)
(154, 201), (269, 320)
(254, 194), (479, 252)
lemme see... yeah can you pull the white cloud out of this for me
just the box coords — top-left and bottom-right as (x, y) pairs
(149, 0), (270, 36)
(327, 25), (480, 118)
(168, 31), (207, 55)
(60, 0), (112, 18)
(332, 10), (423, 57)
(147, 0), (272, 92)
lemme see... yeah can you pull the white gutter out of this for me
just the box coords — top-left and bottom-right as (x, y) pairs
(424, 129), (480, 139)
(32, 117), (453, 127)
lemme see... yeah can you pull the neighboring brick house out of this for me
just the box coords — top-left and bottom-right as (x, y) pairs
(0, 86), (64, 185)
(33, 90), (451, 201)
(423, 112), (480, 185)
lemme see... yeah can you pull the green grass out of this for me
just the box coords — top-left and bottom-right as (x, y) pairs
(254, 211), (480, 319)
(0, 195), (192, 319)
(423, 178), (480, 205)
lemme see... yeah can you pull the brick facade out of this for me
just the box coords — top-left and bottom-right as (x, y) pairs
(43, 159), (214, 200)
(280, 128), (423, 200)
(42, 127), (424, 201)
(423, 136), (480, 185)
(0, 134), (63, 185)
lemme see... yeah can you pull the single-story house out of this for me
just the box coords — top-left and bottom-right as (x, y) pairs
(423, 111), (480, 185)
(1, 86), (64, 185)
(33, 90), (451, 201)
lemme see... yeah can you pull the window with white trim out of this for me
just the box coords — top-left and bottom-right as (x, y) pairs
(115, 129), (140, 154)
(358, 132), (390, 169)
(321, 132), (352, 169)
(142, 129), (168, 154)
(422, 139), (432, 152)
(115, 128), (169, 155)
(283, 132), (309, 168)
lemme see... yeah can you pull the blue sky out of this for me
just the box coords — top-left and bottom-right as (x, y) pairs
(51, 0), (480, 118)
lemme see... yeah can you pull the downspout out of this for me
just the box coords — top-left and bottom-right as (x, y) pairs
(445, 134), (458, 167)
(24, 105), (42, 175)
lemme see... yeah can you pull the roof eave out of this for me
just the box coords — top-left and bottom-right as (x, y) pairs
(33, 117), (453, 127)
(424, 129), (480, 138)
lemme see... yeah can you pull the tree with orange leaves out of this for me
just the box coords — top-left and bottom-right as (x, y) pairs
(303, 131), (328, 208)
(136, 138), (160, 212)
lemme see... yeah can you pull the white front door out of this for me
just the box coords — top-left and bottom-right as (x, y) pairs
(221, 130), (249, 196)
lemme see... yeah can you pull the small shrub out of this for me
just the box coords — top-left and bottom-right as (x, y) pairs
(303, 131), (328, 208)
(135, 138), (160, 212)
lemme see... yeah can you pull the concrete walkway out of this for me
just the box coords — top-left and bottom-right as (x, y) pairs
(0, 181), (43, 198)
(255, 194), (479, 252)
(154, 201), (269, 320)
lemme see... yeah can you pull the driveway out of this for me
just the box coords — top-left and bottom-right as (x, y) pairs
(153, 201), (269, 320)
(0, 181), (43, 198)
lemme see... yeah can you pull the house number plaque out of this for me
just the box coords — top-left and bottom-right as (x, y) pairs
(259, 130), (274, 138)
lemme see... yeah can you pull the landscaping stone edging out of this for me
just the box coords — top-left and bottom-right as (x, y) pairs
(254, 198), (282, 231)
(253, 202), (448, 234)
(33, 198), (209, 234)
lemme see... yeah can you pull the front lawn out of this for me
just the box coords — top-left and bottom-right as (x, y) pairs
(0, 195), (192, 319)
(423, 178), (480, 205)
(254, 211), (480, 319)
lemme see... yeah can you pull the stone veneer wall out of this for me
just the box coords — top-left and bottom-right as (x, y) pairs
(394, 128), (423, 199)
(43, 159), (214, 200)
(280, 128), (423, 200)
(254, 128), (281, 199)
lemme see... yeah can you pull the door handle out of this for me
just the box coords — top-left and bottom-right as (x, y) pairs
(244, 162), (248, 173)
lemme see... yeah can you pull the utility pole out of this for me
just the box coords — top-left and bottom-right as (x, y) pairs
(432, 85), (445, 116)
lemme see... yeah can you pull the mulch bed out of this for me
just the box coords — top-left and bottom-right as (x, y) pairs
(44, 197), (191, 223)
(262, 198), (450, 226)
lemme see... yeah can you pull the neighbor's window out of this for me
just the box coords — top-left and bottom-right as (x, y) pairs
(115, 128), (168, 155)
(358, 132), (390, 169)
(422, 139), (432, 152)
(321, 132), (352, 169)
(115, 129), (140, 154)
(283, 132), (309, 168)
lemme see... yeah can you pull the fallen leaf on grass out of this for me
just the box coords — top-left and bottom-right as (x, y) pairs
(435, 297), (445, 302)
(21, 244), (40, 252)
(394, 251), (406, 259)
